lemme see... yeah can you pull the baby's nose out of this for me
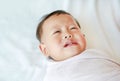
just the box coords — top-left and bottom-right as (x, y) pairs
(64, 34), (72, 39)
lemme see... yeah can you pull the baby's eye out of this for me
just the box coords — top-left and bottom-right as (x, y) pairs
(53, 30), (61, 34)
(70, 27), (77, 30)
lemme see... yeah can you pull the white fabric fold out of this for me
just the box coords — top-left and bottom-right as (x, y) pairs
(44, 49), (120, 81)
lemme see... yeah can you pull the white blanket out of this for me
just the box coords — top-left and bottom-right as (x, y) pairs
(43, 49), (120, 81)
(0, 0), (120, 81)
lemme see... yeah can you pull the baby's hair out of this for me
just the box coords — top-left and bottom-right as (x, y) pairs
(36, 10), (81, 42)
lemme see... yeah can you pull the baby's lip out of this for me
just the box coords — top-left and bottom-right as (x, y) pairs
(64, 41), (78, 47)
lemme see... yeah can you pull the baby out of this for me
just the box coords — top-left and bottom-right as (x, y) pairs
(36, 10), (120, 81)
(36, 10), (86, 61)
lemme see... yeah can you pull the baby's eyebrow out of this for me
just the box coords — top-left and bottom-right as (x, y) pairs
(52, 26), (60, 30)
(50, 27), (61, 33)
(52, 25), (62, 29)
(69, 24), (76, 26)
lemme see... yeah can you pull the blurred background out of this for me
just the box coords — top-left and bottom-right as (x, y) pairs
(0, 0), (120, 81)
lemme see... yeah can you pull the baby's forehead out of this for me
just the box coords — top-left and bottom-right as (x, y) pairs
(44, 14), (75, 24)
(44, 15), (75, 26)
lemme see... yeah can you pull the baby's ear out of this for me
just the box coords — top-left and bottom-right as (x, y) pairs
(39, 43), (49, 57)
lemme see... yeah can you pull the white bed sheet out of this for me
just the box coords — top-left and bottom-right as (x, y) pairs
(0, 0), (120, 81)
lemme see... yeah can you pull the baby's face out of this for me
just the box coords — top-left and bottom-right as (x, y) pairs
(40, 14), (86, 61)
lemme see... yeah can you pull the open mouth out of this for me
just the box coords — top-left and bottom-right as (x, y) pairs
(64, 42), (78, 47)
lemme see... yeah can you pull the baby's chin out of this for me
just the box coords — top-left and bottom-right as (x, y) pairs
(67, 48), (85, 56)
(65, 47), (85, 54)
(51, 48), (85, 61)
(63, 50), (83, 60)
